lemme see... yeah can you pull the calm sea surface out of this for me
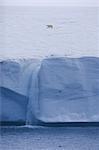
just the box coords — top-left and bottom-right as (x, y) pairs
(1, 126), (99, 150)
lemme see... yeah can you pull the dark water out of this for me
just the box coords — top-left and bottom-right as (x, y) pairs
(0, 126), (99, 150)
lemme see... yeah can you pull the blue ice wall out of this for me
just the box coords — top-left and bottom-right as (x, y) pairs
(0, 59), (40, 124)
(0, 57), (99, 125)
(38, 57), (99, 122)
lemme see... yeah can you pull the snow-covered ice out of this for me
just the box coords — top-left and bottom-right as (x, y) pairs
(0, 6), (99, 125)
(0, 6), (99, 58)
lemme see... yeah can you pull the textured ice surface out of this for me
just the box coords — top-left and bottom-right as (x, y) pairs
(0, 59), (40, 95)
(0, 59), (40, 123)
(0, 57), (99, 124)
(38, 57), (99, 122)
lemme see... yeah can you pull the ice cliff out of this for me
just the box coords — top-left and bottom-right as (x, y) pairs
(0, 57), (99, 125)
(0, 59), (41, 124)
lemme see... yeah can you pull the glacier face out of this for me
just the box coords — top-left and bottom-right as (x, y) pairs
(0, 59), (41, 124)
(0, 57), (99, 125)
(38, 57), (99, 122)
